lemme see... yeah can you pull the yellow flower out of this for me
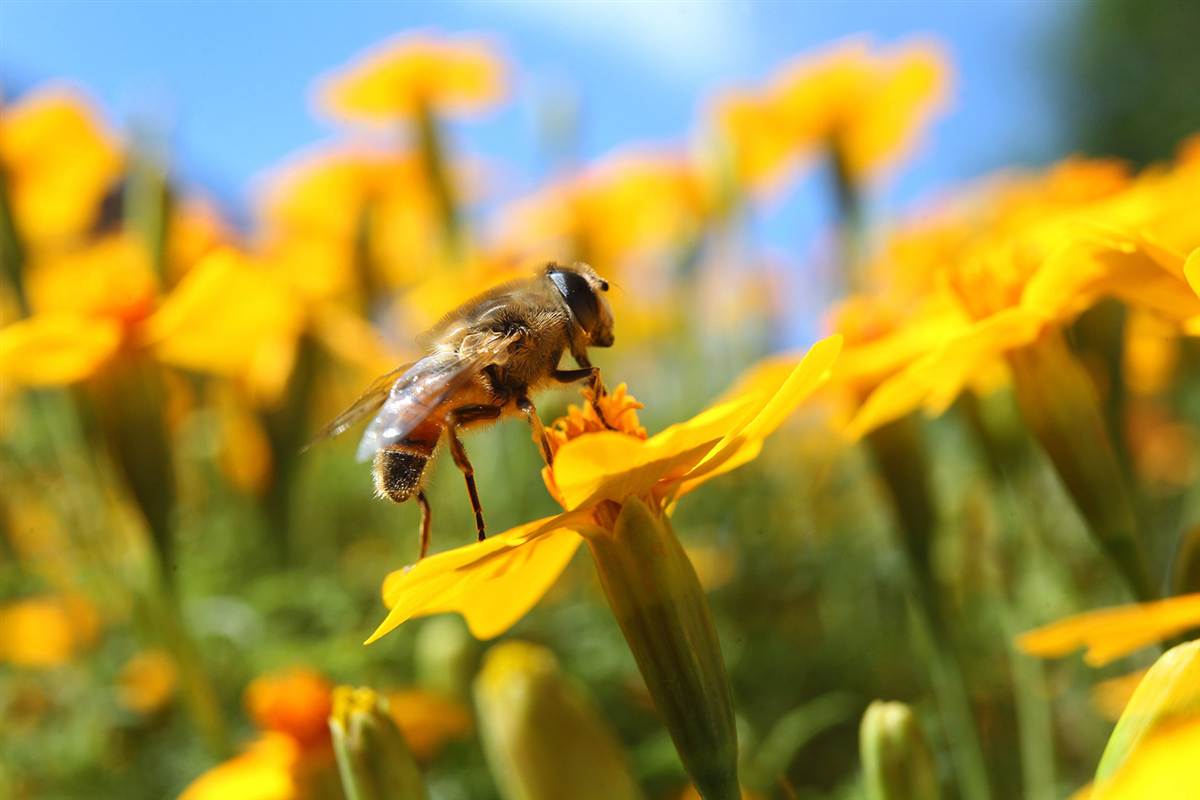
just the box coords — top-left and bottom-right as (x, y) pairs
(0, 238), (304, 396)
(366, 334), (841, 643)
(0, 594), (101, 668)
(181, 668), (336, 800)
(712, 38), (950, 193)
(1088, 640), (1200, 800)
(0, 84), (122, 247)
(315, 31), (506, 123)
(116, 649), (178, 715)
(1017, 592), (1200, 666)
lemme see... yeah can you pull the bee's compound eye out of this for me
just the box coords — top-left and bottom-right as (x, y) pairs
(548, 268), (600, 334)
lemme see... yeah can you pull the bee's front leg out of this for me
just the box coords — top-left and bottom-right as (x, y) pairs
(553, 367), (616, 430)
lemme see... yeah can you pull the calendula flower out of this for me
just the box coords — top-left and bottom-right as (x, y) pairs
(712, 38), (949, 194)
(180, 668), (336, 800)
(367, 336), (840, 800)
(314, 31), (506, 124)
(1017, 593), (1200, 667)
(0, 594), (101, 668)
(0, 84), (122, 247)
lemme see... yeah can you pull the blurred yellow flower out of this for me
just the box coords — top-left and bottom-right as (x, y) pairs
(315, 31), (506, 123)
(386, 689), (473, 762)
(366, 335), (840, 643)
(0, 84), (122, 247)
(0, 238), (304, 397)
(180, 668), (336, 800)
(1088, 640), (1200, 800)
(1017, 592), (1200, 666)
(712, 38), (950, 193)
(116, 649), (178, 715)
(179, 733), (303, 800)
(0, 594), (100, 668)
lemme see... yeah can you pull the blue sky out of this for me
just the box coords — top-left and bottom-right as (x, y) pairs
(1, 0), (1081, 317)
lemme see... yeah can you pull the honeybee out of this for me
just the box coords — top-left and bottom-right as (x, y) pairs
(309, 262), (615, 559)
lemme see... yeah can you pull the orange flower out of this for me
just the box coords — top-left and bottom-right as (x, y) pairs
(245, 668), (335, 753)
(315, 31), (506, 124)
(386, 689), (473, 761)
(116, 649), (178, 715)
(0, 84), (122, 247)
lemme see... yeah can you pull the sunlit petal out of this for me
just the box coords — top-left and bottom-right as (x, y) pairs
(0, 314), (120, 386)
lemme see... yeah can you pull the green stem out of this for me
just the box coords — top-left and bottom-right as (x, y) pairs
(0, 165), (28, 314)
(413, 101), (462, 261)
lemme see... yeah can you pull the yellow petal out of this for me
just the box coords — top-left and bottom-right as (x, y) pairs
(144, 248), (303, 392)
(1185, 247), (1200, 298)
(368, 514), (588, 643)
(1093, 640), (1200, 799)
(847, 308), (1043, 439)
(1017, 593), (1200, 667)
(0, 314), (120, 386)
(316, 32), (506, 123)
(178, 733), (301, 800)
(687, 334), (841, 482)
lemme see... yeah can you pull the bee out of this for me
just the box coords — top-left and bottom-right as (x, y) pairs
(308, 262), (615, 559)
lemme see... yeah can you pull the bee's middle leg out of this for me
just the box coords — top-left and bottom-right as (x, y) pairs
(446, 405), (501, 541)
(516, 395), (555, 467)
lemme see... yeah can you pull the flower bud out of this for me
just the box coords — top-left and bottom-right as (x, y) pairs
(474, 640), (642, 800)
(860, 701), (940, 800)
(586, 497), (739, 800)
(329, 686), (427, 800)
(1008, 331), (1154, 600)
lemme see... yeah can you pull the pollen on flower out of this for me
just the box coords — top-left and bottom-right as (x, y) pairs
(545, 382), (647, 456)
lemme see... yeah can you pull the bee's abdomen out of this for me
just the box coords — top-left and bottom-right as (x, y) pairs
(374, 443), (434, 504)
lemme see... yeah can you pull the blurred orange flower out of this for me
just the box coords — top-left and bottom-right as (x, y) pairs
(315, 31), (506, 124)
(116, 649), (178, 715)
(386, 689), (473, 761)
(245, 668), (335, 752)
(0, 84), (122, 247)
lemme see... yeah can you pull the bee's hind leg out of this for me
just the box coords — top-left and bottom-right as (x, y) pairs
(446, 405), (502, 541)
(416, 490), (432, 560)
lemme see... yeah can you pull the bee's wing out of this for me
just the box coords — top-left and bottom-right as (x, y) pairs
(355, 328), (522, 462)
(303, 363), (414, 451)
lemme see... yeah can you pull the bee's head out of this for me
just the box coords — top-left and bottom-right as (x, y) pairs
(547, 262), (614, 348)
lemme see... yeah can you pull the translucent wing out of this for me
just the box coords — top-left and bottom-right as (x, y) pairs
(303, 363), (413, 451)
(355, 329), (523, 462)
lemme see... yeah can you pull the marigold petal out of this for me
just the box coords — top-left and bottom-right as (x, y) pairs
(1016, 593), (1200, 667)
(368, 514), (588, 643)
(0, 314), (120, 386)
(847, 309), (1043, 439)
(552, 434), (719, 511)
(178, 733), (301, 800)
(1093, 640), (1200, 799)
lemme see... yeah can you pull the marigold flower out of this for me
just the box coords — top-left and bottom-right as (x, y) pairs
(712, 38), (950, 193)
(366, 334), (841, 644)
(315, 31), (506, 124)
(1088, 640), (1200, 799)
(0, 594), (100, 668)
(116, 649), (178, 715)
(245, 668), (335, 752)
(179, 733), (303, 800)
(0, 84), (122, 246)
(1017, 593), (1200, 666)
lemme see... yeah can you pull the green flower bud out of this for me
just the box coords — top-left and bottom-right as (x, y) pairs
(586, 497), (739, 800)
(329, 686), (427, 800)
(415, 615), (476, 702)
(860, 701), (940, 800)
(474, 640), (642, 800)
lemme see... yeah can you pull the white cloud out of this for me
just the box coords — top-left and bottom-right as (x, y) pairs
(490, 0), (755, 82)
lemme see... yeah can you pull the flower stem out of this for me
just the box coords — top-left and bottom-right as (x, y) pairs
(0, 165), (28, 314)
(586, 498), (740, 800)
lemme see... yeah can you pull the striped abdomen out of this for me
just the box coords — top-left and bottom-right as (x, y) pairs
(373, 433), (438, 504)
